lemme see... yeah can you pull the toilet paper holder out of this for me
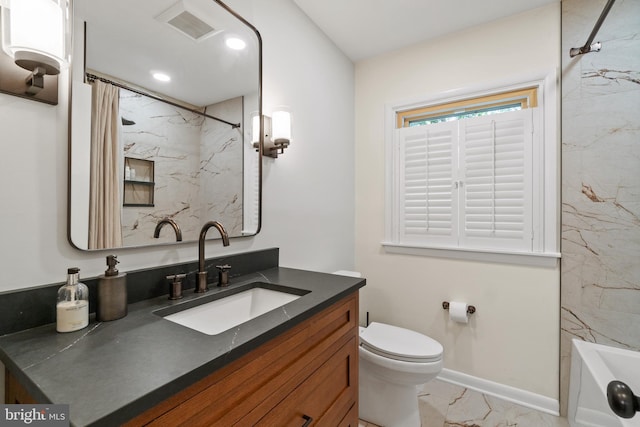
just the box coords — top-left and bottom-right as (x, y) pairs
(442, 301), (476, 314)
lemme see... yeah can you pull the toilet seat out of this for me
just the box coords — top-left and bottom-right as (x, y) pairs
(360, 322), (443, 363)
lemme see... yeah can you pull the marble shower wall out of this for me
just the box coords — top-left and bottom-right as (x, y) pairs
(560, 0), (640, 414)
(200, 99), (244, 235)
(120, 91), (243, 246)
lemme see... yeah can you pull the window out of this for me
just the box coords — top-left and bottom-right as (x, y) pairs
(397, 86), (537, 128)
(384, 77), (559, 265)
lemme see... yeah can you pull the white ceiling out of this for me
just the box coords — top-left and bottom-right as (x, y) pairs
(293, 0), (558, 61)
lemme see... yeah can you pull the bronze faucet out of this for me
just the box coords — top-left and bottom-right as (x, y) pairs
(154, 218), (183, 242)
(196, 221), (230, 293)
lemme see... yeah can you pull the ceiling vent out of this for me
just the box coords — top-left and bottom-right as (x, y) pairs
(156, 0), (222, 42)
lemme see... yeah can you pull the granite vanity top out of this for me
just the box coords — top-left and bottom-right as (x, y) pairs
(0, 267), (365, 426)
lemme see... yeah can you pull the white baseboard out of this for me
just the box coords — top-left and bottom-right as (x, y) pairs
(437, 368), (560, 416)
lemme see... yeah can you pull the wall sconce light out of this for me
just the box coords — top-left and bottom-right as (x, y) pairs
(0, 0), (69, 105)
(252, 110), (291, 158)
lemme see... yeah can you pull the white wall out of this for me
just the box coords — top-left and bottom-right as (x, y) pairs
(355, 4), (561, 400)
(243, 0), (356, 273)
(0, 0), (354, 289)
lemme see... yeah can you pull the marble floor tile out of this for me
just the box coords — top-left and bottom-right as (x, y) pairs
(420, 380), (467, 426)
(361, 379), (569, 427)
(445, 391), (568, 427)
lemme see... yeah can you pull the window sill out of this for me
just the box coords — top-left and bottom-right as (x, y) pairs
(381, 242), (560, 268)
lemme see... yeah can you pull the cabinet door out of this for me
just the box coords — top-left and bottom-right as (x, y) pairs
(5, 369), (36, 404)
(255, 336), (357, 427)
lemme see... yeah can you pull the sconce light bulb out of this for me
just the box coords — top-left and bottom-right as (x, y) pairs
(251, 115), (261, 144)
(272, 111), (291, 142)
(1, 0), (68, 71)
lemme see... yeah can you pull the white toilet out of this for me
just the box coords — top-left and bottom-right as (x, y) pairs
(359, 322), (443, 427)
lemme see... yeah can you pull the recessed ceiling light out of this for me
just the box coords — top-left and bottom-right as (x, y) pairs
(152, 72), (171, 82)
(225, 37), (246, 50)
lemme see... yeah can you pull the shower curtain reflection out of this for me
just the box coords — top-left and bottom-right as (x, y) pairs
(88, 79), (123, 249)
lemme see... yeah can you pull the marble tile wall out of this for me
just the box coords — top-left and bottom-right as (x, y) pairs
(119, 91), (243, 246)
(200, 98), (244, 235)
(560, 0), (640, 414)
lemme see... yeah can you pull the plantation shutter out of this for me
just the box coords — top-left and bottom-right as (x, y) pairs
(458, 109), (534, 251)
(397, 123), (458, 247)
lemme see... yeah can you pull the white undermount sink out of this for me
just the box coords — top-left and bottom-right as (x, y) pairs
(161, 284), (305, 335)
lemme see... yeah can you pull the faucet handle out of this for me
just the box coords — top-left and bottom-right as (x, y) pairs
(216, 264), (231, 287)
(167, 274), (186, 300)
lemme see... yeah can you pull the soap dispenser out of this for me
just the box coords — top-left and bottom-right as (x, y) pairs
(97, 255), (128, 321)
(56, 268), (89, 333)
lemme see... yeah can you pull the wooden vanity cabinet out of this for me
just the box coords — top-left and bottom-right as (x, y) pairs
(126, 292), (359, 426)
(4, 292), (359, 426)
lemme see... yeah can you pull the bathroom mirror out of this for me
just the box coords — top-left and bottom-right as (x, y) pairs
(68, 0), (262, 250)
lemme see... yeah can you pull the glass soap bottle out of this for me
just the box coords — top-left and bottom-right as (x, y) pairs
(56, 267), (89, 333)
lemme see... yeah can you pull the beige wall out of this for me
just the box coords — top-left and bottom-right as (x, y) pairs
(355, 4), (561, 399)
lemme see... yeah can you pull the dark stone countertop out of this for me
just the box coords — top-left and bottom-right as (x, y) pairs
(0, 267), (365, 427)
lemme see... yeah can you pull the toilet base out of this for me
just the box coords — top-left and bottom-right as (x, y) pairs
(359, 368), (422, 427)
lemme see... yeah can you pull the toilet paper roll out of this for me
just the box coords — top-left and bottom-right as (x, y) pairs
(449, 301), (469, 324)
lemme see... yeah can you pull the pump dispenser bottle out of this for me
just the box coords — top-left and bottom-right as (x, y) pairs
(56, 268), (89, 333)
(97, 255), (128, 321)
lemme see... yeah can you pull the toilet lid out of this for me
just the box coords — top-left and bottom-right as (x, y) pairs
(360, 322), (443, 363)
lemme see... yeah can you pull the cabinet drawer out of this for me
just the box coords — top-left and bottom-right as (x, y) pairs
(255, 336), (357, 427)
(338, 403), (359, 427)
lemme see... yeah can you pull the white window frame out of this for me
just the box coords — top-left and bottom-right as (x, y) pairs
(382, 71), (560, 267)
